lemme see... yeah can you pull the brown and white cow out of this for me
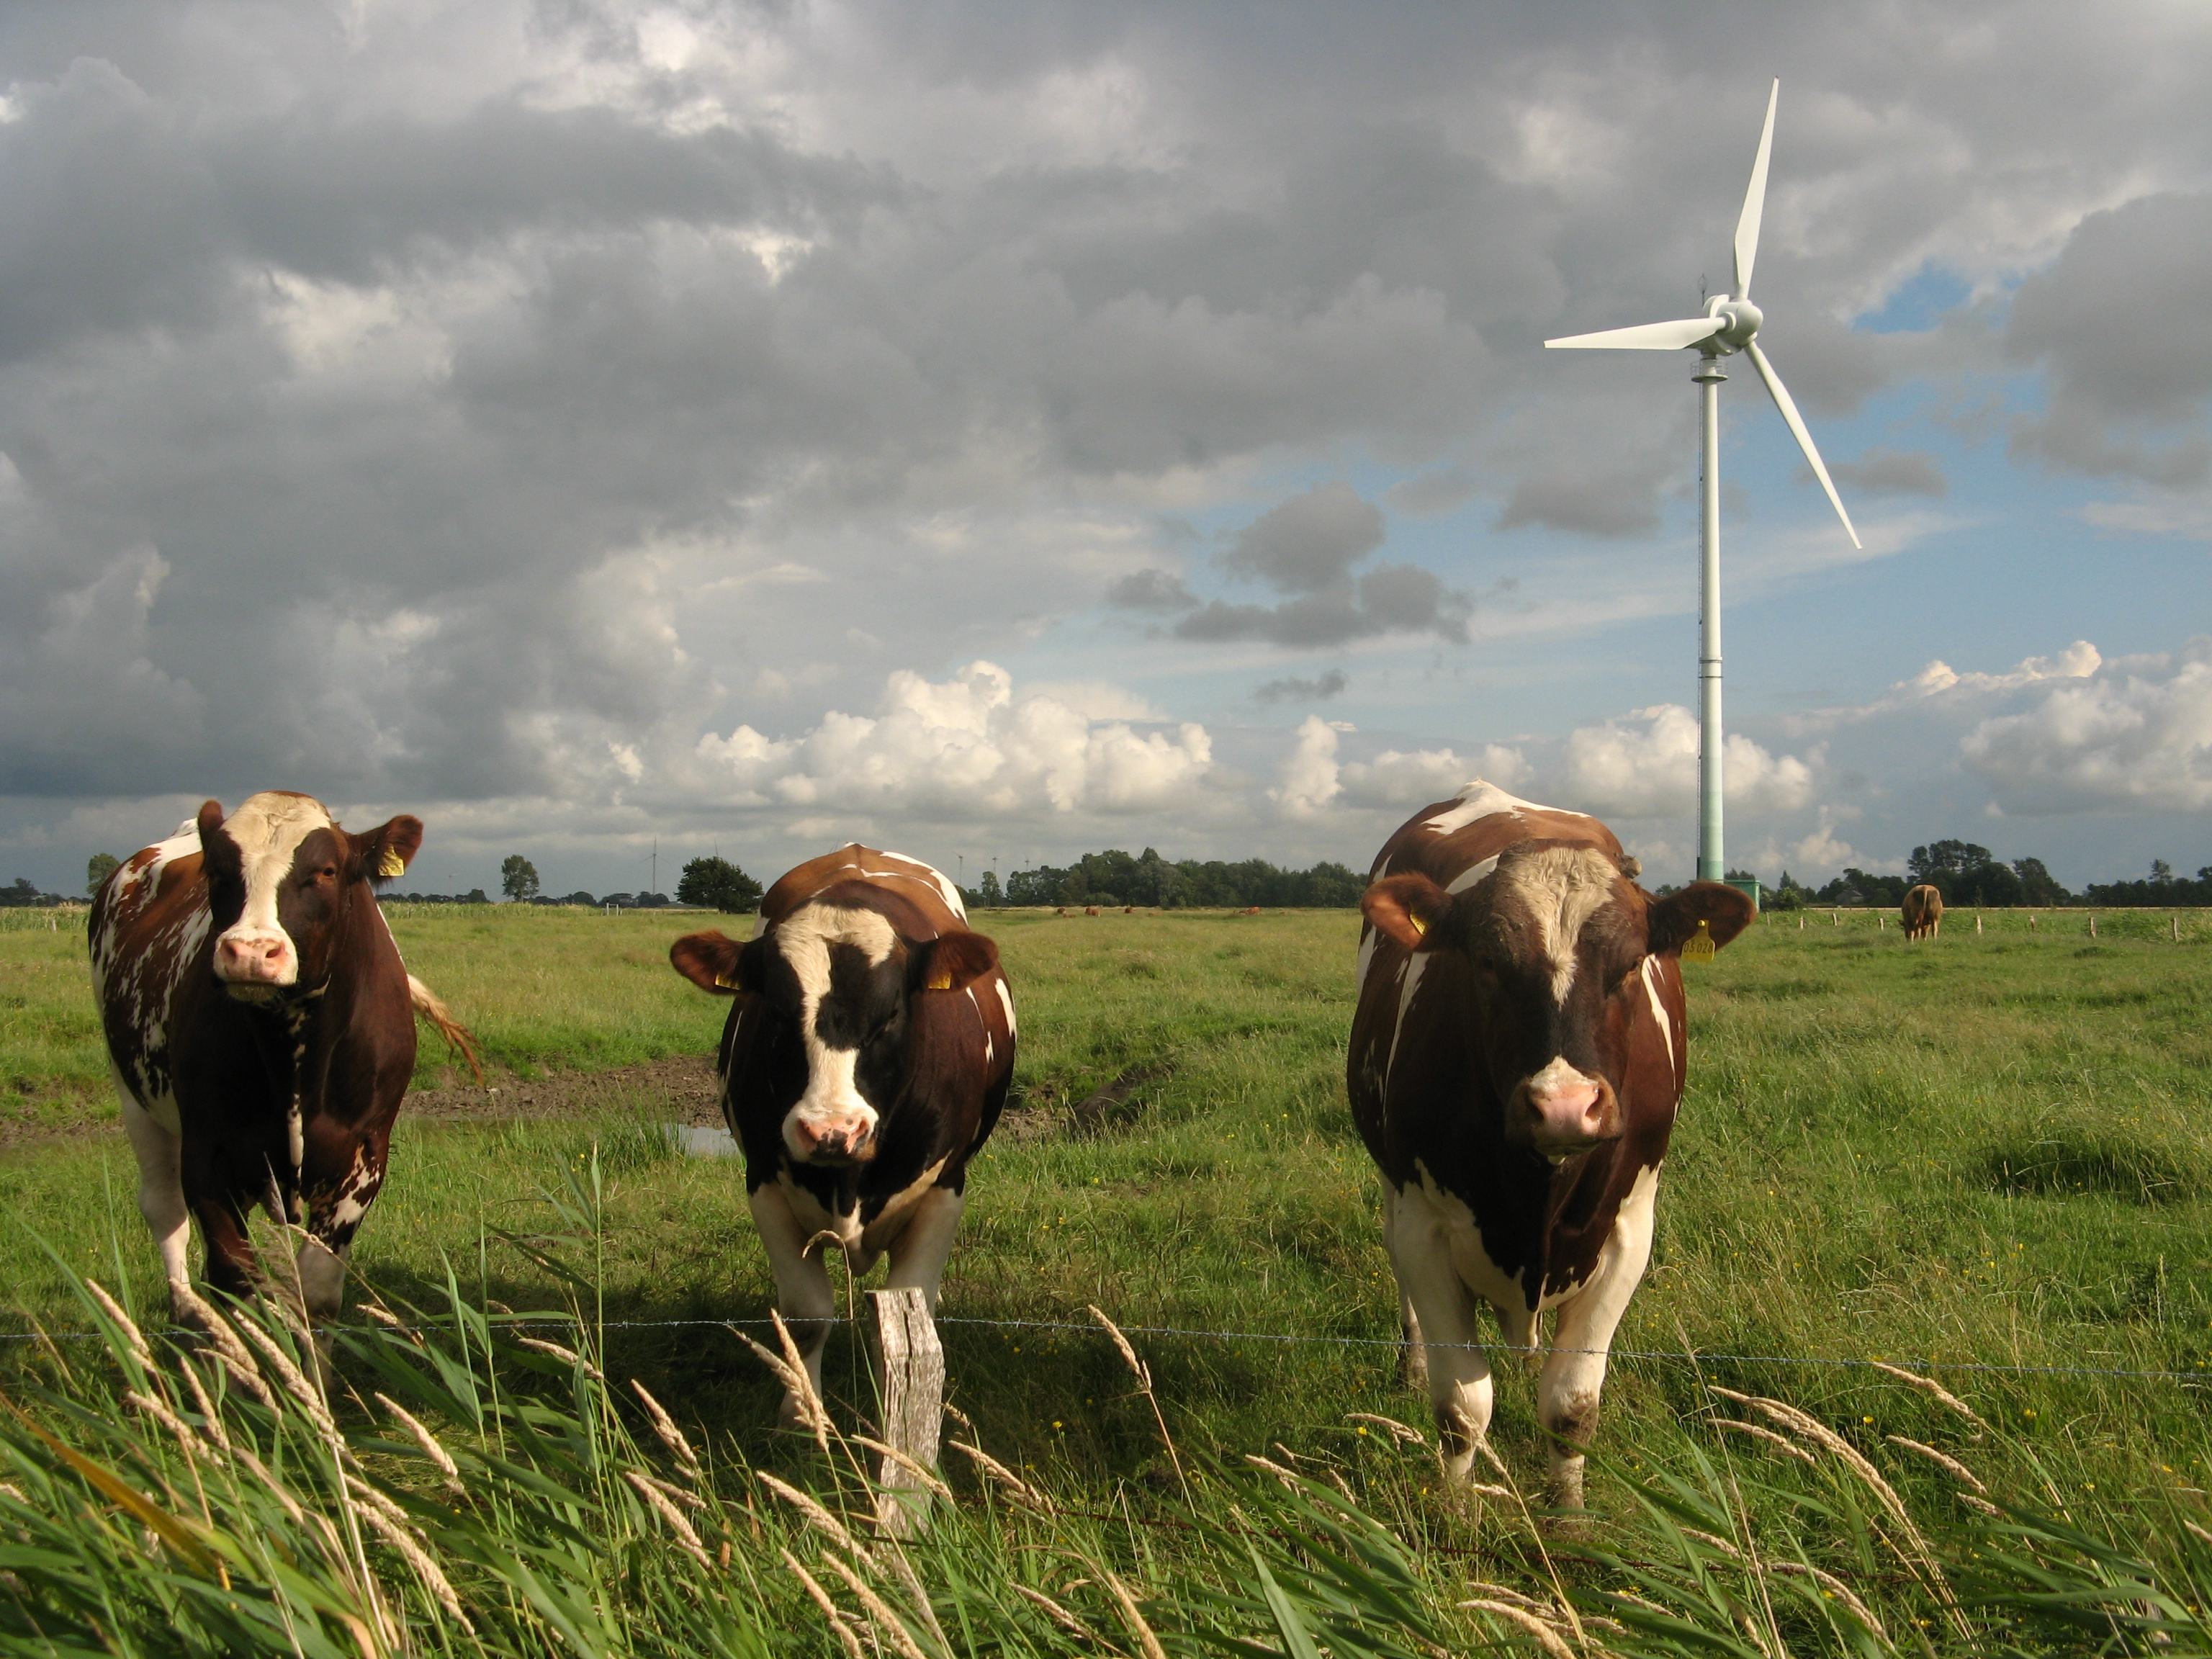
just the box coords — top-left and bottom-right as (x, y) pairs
(1902, 884), (1943, 941)
(668, 845), (1015, 1416)
(1349, 780), (1753, 1509)
(91, 792), (448, 1324)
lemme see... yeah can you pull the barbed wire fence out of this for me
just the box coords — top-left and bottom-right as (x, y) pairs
(4, 1306), (2207, 1384)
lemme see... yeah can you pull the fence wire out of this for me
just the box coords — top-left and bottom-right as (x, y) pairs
(4, 1305), (2208, 1384)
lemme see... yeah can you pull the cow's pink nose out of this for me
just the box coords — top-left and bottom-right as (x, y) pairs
(1530, 1079), (1601, 1121)
(1517, 1061), (1619, 1149)
(219, 935), (288, 978)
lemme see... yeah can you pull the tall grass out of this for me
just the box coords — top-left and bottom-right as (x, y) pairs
(7, 1157), (2212, 1655)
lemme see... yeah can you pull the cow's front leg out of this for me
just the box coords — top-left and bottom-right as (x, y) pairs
(180, 1138), (262, 1304)
(1382, 1187), (1428, 1390)
(120, 1097), (194, 1319)
(749, 1184), (837, 1419)
(1538, 1164), (1660, 1514)
(882, 1186), (963, 1313)
(1385, 1188), (1493, 1480)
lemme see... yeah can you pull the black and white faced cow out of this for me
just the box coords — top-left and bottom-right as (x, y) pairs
(668, 845), (1015, 1416)
(90, 792), (436, 1323)
(1349, 780), (1753, 1509)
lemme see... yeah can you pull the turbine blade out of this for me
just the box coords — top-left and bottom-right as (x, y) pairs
(1745, 340), (1860, 547)
(1735, 80), (1778, 297)
(1545, 317), (1726, 351)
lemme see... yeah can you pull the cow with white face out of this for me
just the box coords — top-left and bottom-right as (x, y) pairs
(668, 845), (1015, 1418)
(1349, 781), (1753, 1511)
(91, 791), (448, 1323)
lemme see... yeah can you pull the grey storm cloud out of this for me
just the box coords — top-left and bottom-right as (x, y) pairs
(2008, 192), (2212, 485)
(1254, 669), (1349, 705)
(1220, 482), (1383, 591)
(1109, 482), (1472, 646)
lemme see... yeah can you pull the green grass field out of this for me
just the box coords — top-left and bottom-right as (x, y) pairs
(5, 901), (2212, 1653)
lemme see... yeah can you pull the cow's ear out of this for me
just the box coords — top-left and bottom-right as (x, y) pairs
(196, 801), (240, 884)
(1362, 873), (1455, 952)
(910, 930), (999, 994)
(670, 931), (751, 994)
(354, 816), (423, 884)
(1646, 881), (1756, 956)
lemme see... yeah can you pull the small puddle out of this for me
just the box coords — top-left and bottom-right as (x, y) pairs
(665, 1124), (740, 1158)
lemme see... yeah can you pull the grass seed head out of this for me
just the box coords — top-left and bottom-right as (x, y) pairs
(630, 1378), (701, 1474)
(374, 1393), (462, 1493)
(781, 1548), (867, 1659)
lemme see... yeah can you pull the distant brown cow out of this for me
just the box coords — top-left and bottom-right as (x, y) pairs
(1085, 905), (1100, 915)
(1243, 906), (1261, 914)
(1902, 885), (1943, 940)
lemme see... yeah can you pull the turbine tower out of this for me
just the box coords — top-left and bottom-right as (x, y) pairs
(1545, 80), (1858, 884)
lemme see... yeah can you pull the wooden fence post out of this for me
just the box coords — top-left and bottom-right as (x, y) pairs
(1977, 914), (1983, 935)
(2090, 914), (2098, 940)
(867, 1287), (943, 1536)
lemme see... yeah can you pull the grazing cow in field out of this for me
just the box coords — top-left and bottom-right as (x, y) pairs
(1902, 885), (1943, 941)
(1349, 780), (1753, 1509)
(668, 845), (1015, 1416)
(91, 793), (465, 1323)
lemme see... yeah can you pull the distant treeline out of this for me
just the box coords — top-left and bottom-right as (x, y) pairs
(0, 877), (66, 909)
(1754, 839), (2209, 909)
(974, 848), (1366, 909)
(380, 890), (677, 907)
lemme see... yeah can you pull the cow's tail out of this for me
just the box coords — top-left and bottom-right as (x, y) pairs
(408, 974), (486, 1087)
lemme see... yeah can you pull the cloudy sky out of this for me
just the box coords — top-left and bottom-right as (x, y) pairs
(2, 0), (2208, 898)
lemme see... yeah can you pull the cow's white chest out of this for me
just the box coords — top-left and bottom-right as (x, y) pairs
(1407, 1160), (1531, 1317)
(775, 1155), (950, 1266)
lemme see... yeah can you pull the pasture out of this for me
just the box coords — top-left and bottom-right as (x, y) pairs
(4, 899), (2212, 1653)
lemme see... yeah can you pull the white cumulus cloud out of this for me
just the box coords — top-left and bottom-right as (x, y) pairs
(1959, 637), (2212, 812)
(694, 660), (1213, 820)
(1552, 704), (1817, 818)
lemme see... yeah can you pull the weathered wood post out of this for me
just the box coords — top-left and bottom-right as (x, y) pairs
(866, 1287), (943, 1536)
(1977, 913), (1983, 935)
(2031, 913), (2038, 933)
(2090, 914), (2098, 940)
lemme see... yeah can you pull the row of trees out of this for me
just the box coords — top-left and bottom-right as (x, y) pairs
(1745, 842), (2207, 909)
(50, 836), (2211, 917)
(983, 848), (1367, 909)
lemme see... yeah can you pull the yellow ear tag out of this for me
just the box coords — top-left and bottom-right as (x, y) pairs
(1681, 918), (1716, 963)
(1409, 912), (1426, 936)
(376, 848), (407, 878)
(714, 971), (740, 990)
(926, 972), (953, 992)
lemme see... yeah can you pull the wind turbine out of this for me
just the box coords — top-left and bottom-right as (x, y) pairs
(1545, 80), (1858, 885)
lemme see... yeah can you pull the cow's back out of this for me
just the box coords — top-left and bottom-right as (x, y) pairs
(90, 826), (214, 1124)
(1369, 780), (1625, 887)
(757, 844), (968, 938)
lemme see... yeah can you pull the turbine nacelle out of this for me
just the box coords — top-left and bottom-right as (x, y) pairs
(1701, 295), (1763, 355)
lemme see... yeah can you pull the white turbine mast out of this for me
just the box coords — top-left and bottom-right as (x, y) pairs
(1545, 80), (1858, 886)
